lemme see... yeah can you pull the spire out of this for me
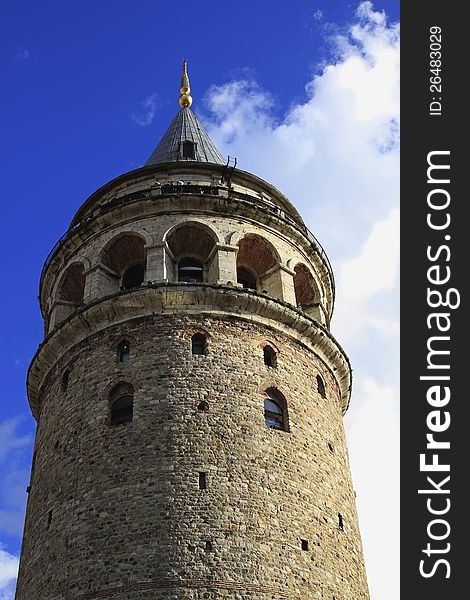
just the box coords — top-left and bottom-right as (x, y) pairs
(145, 61), (225, 167)
(178, 60), (192, 108)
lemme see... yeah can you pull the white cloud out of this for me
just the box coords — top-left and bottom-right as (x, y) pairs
(334, 207), (399, 343)
(0, 467), (29, 537)
(204, 3), (399, 599)
(205, 1), (399, 260)
(345, 376), (400, 600)
(341, 208), (399, 301)
(0, 546), (18, 599)
(131, 93), (158, 127)
(0, 419), (31, 462)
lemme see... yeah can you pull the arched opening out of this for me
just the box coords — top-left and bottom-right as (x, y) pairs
(263, 345), (277, 368)
(58, 264), (85, 305)
(102, 234), (146, 291)
(236, 234), (278, 295)
(191, 333), (207, 355)
(263, 388), (288, 432)
(316, 374), (326, 398)
(293, 264), (325, 324)
(166, 223), (217, 284)
(109, 382), (134, 426)
(52, 263), (86, 325)
(293, 264), (320, 305)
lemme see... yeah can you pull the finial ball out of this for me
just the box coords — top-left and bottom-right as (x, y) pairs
(179, 94), (193, 108)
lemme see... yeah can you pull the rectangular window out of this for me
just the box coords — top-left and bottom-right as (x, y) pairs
(182, 141), (195, 159)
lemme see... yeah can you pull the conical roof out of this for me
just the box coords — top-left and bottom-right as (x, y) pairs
(145, 107), (225, 166)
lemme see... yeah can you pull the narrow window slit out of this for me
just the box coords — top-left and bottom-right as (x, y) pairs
(338, 513), (344, 531)
(117, 340), (130, 363)
(47, 509), (53, 529)
(205, 540), (212, 552)
(61, 370), (70, 392)
(316, 374), (326, 398)
(301, 539), (309, 551)
(199, 472), (207, 490)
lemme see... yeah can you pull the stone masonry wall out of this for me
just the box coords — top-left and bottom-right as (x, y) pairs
(16, 314), (369, 600)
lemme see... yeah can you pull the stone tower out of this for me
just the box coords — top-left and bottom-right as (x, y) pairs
(17, 63), (369, 599)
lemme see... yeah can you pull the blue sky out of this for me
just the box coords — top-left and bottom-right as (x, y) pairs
(1, 2), (399, 598)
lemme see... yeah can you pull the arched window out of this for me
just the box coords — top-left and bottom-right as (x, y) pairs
(191, 333), (206, 355)
(179, 257), (203, 283)
(317, 374), (326, 398)
(117, 340), (130, 363)
(122, 264), (144, 290)
(263, 345), (277, 368)
(237, 266), (257, 290)
(109, 382), (134, 426)
(263, 388), (288, 431)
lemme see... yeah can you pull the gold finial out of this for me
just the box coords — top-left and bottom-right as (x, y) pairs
(178, 60), (193, 108)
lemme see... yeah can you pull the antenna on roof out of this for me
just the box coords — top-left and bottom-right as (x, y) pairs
(222, 155), (237, 188)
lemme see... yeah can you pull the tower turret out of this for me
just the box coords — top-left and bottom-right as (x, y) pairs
(16, 63), (369, 600)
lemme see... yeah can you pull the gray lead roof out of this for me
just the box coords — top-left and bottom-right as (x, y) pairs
(145, 107), (226, 166)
